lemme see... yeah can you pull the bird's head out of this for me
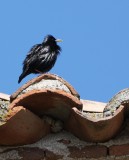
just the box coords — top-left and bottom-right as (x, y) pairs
(43, 35), (62, 46)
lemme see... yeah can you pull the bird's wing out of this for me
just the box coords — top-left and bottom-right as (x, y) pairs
(23, 45), (52, 73)
(24, 44), (41, 63)
(23, 44), (42, 71)
(36, 46), (52, 66)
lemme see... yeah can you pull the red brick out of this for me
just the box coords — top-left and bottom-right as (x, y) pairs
(68, 145), (107, 158)
(18, 147), (63, 160)
(109, 144), (129, 156)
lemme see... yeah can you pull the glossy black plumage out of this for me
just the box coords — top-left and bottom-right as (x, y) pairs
(18, 35), (61, 83)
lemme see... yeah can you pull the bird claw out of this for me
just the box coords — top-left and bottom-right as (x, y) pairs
(35, 69), (43, 74)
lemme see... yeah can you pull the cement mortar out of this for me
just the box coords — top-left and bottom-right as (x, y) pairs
(0, 99), (10, 125)
(1, 128), (129, 159)
(18, 79), (71, 97)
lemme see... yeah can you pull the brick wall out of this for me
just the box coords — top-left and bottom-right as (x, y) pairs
(1, 128), (129, 160)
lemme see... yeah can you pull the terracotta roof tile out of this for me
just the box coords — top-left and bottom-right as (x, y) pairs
(1, 74), (129, 150)
(0, 93), (10, 101)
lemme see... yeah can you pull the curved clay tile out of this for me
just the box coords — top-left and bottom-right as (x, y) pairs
(0, 74), (82, 145)
(64, 105), (124, 142)
(10, 73), (80, 102)
(10, 89), (82, 121)
(10, 74), (82, 121)
(0, 99), (50, 145)
(65, 88), (129, 142)
(2, 75), (129, 145)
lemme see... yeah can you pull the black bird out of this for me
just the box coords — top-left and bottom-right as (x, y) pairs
(18, 35), (62, 83)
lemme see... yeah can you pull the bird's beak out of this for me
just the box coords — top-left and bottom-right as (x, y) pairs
(55, 39), (62, 42)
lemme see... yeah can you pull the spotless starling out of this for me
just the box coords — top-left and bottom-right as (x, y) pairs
(18, 35), (62, 83)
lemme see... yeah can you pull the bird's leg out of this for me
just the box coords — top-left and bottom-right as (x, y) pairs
(35, 70), (51, 76)
(35, 69), (43, 74)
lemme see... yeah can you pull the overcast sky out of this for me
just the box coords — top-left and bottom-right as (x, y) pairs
(0, 0), (129, 103)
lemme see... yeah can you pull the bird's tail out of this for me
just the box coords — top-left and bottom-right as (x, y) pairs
(18, 70), (30, 83)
